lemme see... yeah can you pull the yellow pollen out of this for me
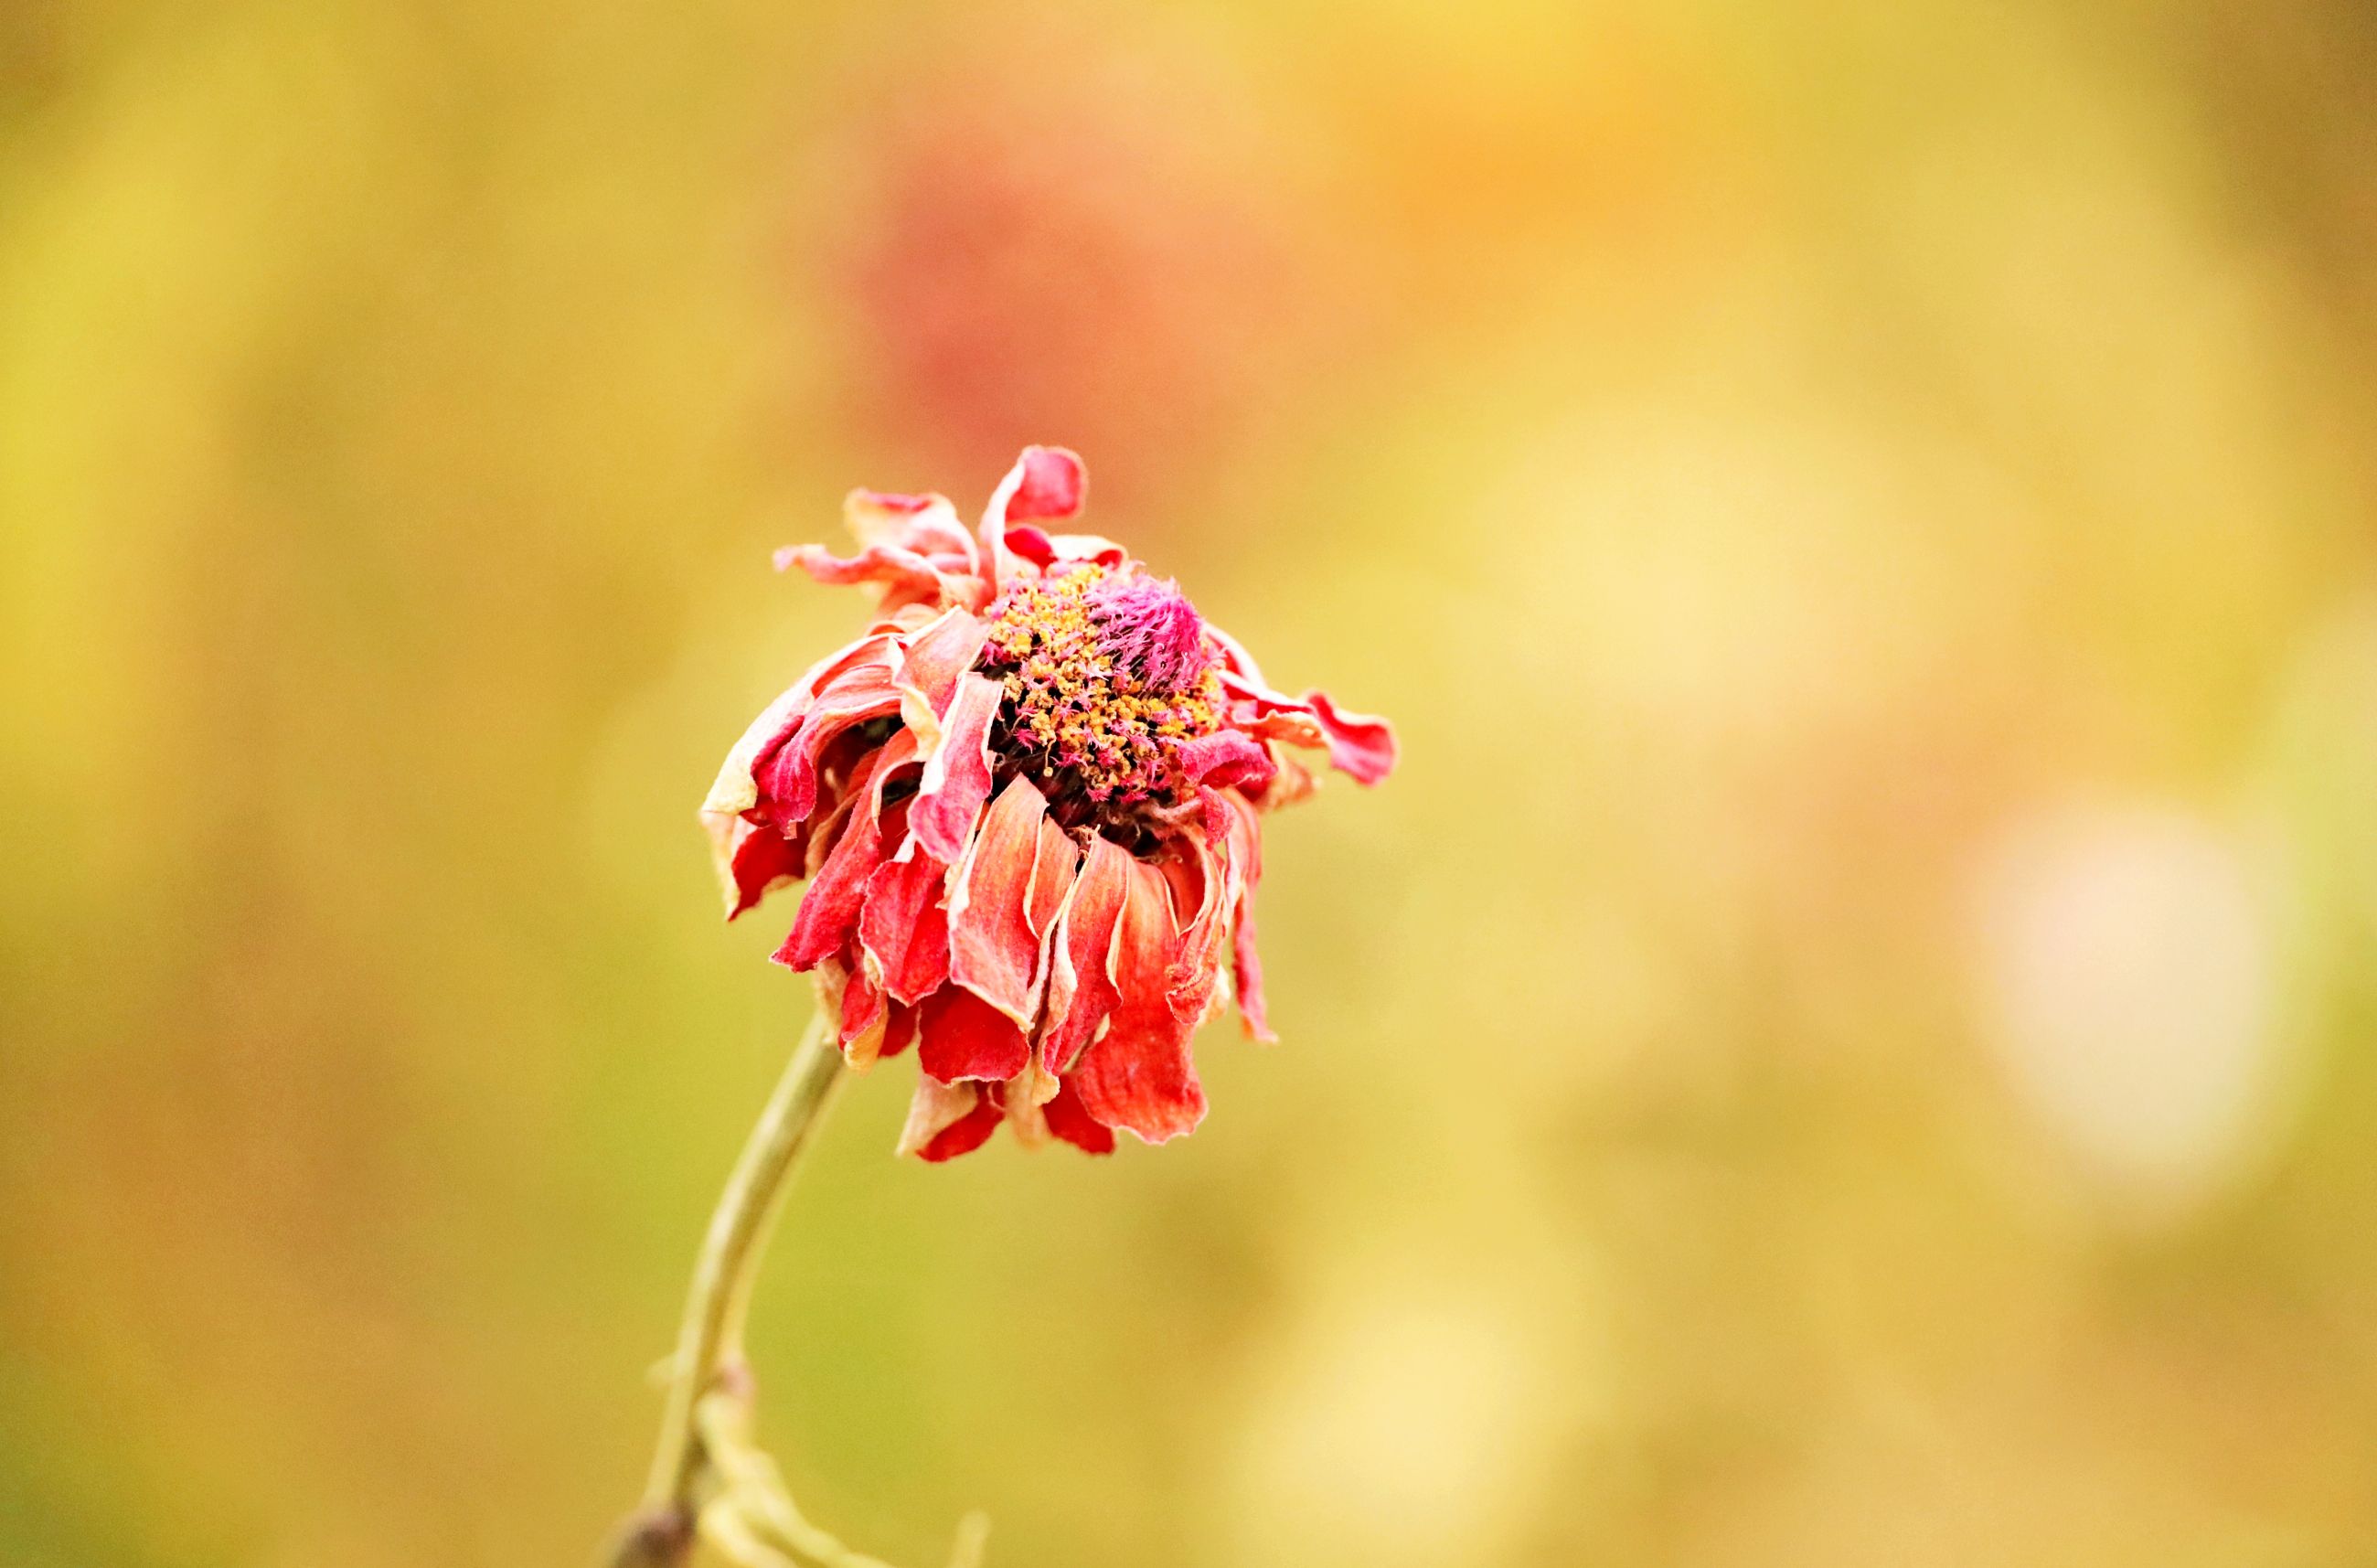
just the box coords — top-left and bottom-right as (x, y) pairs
(980, 565), (1223, 808)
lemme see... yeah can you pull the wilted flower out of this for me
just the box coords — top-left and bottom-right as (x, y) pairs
(702, 447), (1394, 1160)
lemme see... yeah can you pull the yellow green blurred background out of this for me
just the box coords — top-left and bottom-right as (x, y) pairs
(8, 2), (2377, 1564)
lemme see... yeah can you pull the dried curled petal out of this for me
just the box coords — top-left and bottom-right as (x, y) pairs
(1070, 858), (1207, 1143)
(706, 448), (1395, 1160)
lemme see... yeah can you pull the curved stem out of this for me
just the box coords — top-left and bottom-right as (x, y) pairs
(628, 1007), (847, 1536)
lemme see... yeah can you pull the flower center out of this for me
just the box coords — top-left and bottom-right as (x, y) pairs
(980, 565), (1223, 816)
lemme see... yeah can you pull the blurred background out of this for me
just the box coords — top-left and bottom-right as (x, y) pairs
(5, 2), (2377, 1564)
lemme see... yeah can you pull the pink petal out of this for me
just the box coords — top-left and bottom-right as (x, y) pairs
(837, 489), (986, 600)
(777, 541), (949, 601)
(894, 607), (992, 753)
(1304, 689), (1398, 785)
(841, 486), (979, 580)
(852, 488), (939, 515)
(1176, 731), (1275, 794)
(1219, 671), (1398, 787)
(978, 447), (1086, 591)
(1202, 623), (1269, 685)
(843, 488), (976, 568)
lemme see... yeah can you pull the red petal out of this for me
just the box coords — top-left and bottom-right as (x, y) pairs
(1159, 829), (1231, 1028)
(837, 957), (890, 1066)
(773, 741), (914, 971)
(751, 663), (904, 828)
(1029, 817), (1080, 939)
(773, 803), (886, 972)
(1071, 858), (1207, 1143)
(1041, 1074), (1116, 1156)
(858, 847), (952, 1005)
(1038, 834), (1132, 1074)
(977, 448), (1086, 591)
(703, 633), (897, 818)
(949, 776), (1056, 1025)
(1003, 525), (1057, 568)
(880, 1002), (919, 1059)
(917, 984), (1032, 1083)
(918, 1096), (1003, 1161)
(911, 672), (1002, 864)
(989, 445), (1086, 525)
(1220, 792), (1274, 1042)
(1232, 913), (1271, 1043)
(898, 1077), (1000, 1160)
(707, 813), (802, 919)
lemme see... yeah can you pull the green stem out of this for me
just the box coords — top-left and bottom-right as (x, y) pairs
(606, 1007), (846, 1563)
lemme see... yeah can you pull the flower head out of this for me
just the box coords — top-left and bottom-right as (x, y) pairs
(703, 447), (1395, 1159)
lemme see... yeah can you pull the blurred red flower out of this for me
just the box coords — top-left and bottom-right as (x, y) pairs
(703, 448), (1393, 1158)
(820, 31), (1330, 512)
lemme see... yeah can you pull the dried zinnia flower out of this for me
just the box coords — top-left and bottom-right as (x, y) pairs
(700, 446), (1394, 1160)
